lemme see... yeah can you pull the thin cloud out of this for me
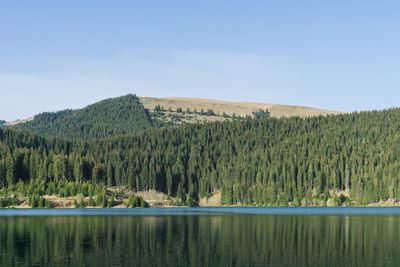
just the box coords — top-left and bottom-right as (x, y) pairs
(0, 50), (315, 120)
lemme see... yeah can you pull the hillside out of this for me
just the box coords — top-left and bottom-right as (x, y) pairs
(4, 117), (33, 126)
(5, 95), (341, 139)
(140, 97), (342, 118)
(1, 108), (400, 207)
(11, 94), (152, 139)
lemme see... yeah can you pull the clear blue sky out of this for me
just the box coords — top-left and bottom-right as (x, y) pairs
(1, 1), (399, 121)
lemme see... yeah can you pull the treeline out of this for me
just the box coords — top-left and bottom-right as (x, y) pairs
(151, 105), (243, 128)
(154, 104), (219, 116)
(11, 94), (152, 139)
(0, 179), (148, 208)
(1, 108), (400, 206)
(5, 95), (271, 140)
(152, 104), (270, 122)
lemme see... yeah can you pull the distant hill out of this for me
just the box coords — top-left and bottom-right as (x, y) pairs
(140, 97), (342, 118)
(11, 94), (152, 139)
(5, 95), (342, 139)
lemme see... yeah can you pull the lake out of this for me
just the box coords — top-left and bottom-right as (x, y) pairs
(1, 207), (400, 266)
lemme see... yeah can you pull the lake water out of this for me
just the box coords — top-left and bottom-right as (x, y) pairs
(1, 207), (400, 266)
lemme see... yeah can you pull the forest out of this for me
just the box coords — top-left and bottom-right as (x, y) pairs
(1, 107), (400, 206)
(11, 94), (153, 139)
(6, 94), (270, 139)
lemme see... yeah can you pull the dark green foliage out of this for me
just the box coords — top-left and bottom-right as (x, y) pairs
(96, 193), (107, 207)
(0, 196), (18, 208)
(337, 194), (348, 206)
(79, 197), (85, 208)
(88, 196), (96, 207)
(108, 192), (116, 208)
(28, 194), (39, 208)
(45, 199), (52, 208)
(106, 195), (117, 208)
(2, 109), (400, 206)
(154, 105), (163, 112)
(12, 94), (152, 139)
(38, 197), (45, 208)
(140, 197), (147, 208)
(176, 183), (186, 205)
(4, 95), (252, 141)
(206, 109), (215, 116)
(0, 120), (6, 126)
(252, 109), (270, 119)
(129, 194), (139, 208)
(129, 194), (148, 208)
(186, 196), (195, 207)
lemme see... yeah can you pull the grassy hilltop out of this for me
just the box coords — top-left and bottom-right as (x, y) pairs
(140, 96), (342, 118)
(4, 94), (341, 140)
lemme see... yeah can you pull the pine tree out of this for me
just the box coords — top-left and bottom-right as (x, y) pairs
(88, 196), (96, 207)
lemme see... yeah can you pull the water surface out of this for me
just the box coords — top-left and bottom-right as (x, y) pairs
(1, 207), (400, 266)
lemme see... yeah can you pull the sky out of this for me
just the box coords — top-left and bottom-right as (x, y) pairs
(1, 1), (400, 121)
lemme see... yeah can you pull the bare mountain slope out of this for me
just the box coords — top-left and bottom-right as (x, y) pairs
(3, 95), (343, 139)
(140, 97), (342, 118)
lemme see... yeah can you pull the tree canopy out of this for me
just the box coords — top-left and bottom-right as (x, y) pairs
(11, 94), (152, 139)
(1, 108), (400, 206)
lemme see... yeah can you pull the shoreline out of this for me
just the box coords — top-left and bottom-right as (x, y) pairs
(3, 204), (400, 209)
(3, 190), (400, 209)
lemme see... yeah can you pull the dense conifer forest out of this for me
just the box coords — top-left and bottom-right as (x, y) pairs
(11, 95), (153, 139)
(1, 108), (400, 206)
(6, 94), (267, 140)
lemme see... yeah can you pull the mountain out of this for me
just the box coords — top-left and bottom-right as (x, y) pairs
(5, 95), (342, 139)
(10, 94), (152, 139)
(140, 97), (342, 118)
(0, 108), (399, 207)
